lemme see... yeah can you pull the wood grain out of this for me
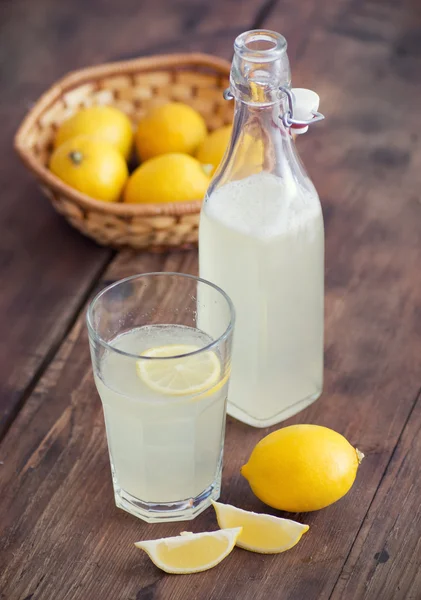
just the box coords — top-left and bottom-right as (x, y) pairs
(2, 0), (421, 598)
(330, 391), (421, 600)
(0, 107), (112, 439)
(0, 0), (257, 439)
(270, 0), (421, 596)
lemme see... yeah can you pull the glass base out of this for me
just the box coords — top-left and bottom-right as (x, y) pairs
(227, 388), (322, 428)
(113, 478), (221, 523)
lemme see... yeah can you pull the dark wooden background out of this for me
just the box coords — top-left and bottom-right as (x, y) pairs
(1, 0), (421, 598)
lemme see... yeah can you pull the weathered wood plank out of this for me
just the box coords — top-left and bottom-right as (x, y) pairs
(0, 252), (197, 600)
(255, 0), (421, 596)
(0, 0), (265, 439)
(0, 109), (112, 439)
(330, 391), (421, 600)
(2, 0), (421, 598)
(1, 174), (421, 600)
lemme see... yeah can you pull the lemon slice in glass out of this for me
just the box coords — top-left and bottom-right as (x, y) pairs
(136, 344), (221, 396)
(134, 528), (242, 574)
(212, 501), (309, 554)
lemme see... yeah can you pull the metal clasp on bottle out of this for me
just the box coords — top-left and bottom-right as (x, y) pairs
(223, 89), (235, 100)
(223, 86), (325, 130)
(279, 86), (325, 130)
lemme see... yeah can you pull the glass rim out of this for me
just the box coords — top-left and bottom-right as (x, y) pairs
(86, 272), (235, 360)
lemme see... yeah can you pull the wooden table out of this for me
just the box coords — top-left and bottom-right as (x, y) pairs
(2, 0), (421, 598)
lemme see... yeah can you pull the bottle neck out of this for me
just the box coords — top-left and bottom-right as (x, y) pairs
(230, 30), (291, 106)
(228, 29), (295, 175)
(230, 98), (296, 179)
(206, 29), (315, 197)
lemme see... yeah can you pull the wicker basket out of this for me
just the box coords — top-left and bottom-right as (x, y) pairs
(14, 54), (233, 251)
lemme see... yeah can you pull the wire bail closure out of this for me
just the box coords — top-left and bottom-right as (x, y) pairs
(279, 86), (324, 129)
(223, 87), (325, 130)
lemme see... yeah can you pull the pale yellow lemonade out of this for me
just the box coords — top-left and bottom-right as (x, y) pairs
(94, 324), (227, 504)
(200, 172), (324, 427)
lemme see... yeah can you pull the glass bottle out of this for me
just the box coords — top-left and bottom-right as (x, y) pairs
(199, 30), (324, 427)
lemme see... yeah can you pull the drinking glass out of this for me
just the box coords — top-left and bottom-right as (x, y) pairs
(87, 272), (235, 522)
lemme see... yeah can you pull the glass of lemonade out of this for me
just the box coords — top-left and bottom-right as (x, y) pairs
(86, 272), (235, 523)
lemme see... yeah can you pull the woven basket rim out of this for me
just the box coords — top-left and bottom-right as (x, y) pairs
(14, 52), (231, 217)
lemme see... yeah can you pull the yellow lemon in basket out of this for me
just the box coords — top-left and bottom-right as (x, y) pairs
(135, 102), (207, 161)
(235, 132), (264, 175)
(55, 105), (133, 159)
(196, 125), (232, 176)
(197, 125), (264, 177)
(241, 424), (364, 513)
(50, 135), (128, 202)
(124, 153), (209, 204)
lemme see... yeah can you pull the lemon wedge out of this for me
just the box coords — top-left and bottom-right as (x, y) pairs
(134, 528), (242, 574)
(212, 501), (309, 554)
(136, 344), (221, 396)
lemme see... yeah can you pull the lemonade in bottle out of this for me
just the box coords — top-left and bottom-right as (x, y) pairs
(199, 30), (325, 427)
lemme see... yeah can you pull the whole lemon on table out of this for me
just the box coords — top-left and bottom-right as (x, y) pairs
(196, 125), (232, 176)
(124, 153), (209, 204)
(241, 424), (364, 512)
(55, 105), (133, 159)
(50, 135), (129, 202)
(135, 102), (207, 161)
